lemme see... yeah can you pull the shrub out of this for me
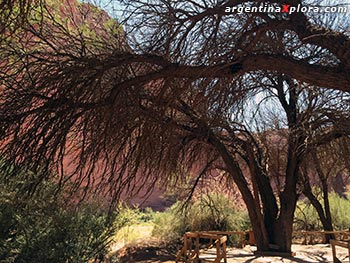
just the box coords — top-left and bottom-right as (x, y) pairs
(114, 204), (154, 229)
(152, 193), (250, 245)
(113, 205), (155, 245)
(294, 201), (322, 231)
(294, 192), (350, 231)
(0, 170), (116, 263)
(328, 193), (350, 230)
(151, 204), (186, 242)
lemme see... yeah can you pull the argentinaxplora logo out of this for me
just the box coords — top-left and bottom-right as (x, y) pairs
(225, 3), (348, 14)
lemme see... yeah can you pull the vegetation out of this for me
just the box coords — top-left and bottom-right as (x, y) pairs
(152, 193), (250, 245)
(294, 192), (350, 231)
(113, 205), (154, 246)
(0, 170), (116, 263)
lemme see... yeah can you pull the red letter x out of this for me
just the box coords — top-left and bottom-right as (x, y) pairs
(282, 4), (290, 13)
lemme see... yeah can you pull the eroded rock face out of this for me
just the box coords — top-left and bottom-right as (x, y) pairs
(24, 0), (125, 53)
(0, 0), (126, 199)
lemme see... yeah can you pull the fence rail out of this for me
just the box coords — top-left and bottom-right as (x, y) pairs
(176, 231), (228, 263)
(176, 230), (350, 262)
(293, 231), (350, 245)
(330, 239), (350, 263)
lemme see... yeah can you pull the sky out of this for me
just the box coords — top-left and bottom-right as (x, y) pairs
(81, 0), (123, 19)
(81, 0), (350, 20)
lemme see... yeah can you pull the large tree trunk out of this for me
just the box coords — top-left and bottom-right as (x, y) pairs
(207, 85), (303, 253)
(210, 132), (298, 253)
(274, 191), (298, 252)
(209, 133), (272, 251)
(267, 146), (299, 253)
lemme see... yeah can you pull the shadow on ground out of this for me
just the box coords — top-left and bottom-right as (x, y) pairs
(110, 242), (178, 263)
(110, 243), (349, 263)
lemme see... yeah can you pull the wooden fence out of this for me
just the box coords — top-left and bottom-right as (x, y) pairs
(293, 231), (350, 245)
(176, 230), (350, 262)
(330, 239), (350, 263)
(176, 232), (227, 263)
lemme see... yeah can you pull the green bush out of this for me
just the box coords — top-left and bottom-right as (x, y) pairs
(294, 201), (322, 231)
(151, 205), (186, 242)
(328, 193), (350, 230)
(114, 204), (154, 229)
(152, 193), (250, 245)
(113, 205), (155, 245)
(294, 192), (350, 231)
(0, 170), (116, 263)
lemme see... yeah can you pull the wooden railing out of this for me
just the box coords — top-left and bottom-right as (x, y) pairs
(330, 239), (350, 263)
(293, 231), (350, 245)
(195, 231), (248, 247)
(176, 230), (350, 262)
(176, 232), (228, 263)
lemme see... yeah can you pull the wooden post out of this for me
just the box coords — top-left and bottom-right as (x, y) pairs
(330, 239), (350, 263)
(331, 240), (337, 263)
(304, 232), (307, 245)
(310, 232), (314, 245)
(216, 238), (220, 262)
(222, 236), (227, 263)
(194, 235), (200, 263)
(184, 235), (188, 261)
(177, 232), (229, 263)
(240, 233), (245, 248)
(248, 230), (255, 245)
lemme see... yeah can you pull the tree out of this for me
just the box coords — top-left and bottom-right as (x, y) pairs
(299, 137), (350, 242)
(1, 0), (350, 253)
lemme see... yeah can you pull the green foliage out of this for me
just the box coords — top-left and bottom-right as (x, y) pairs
(294, 201), (322, 231)
(151, 205), (186, 242)
(294, 192), (350, 231)
(327, 193), (350, 230)
(42, 0), (120, 41)
(0, 170), (116, 263)
(113, 204), (154, 229)
(152, 193), (250, 245)
(1, 0), (121, 58)
(113, 205), (155, 246)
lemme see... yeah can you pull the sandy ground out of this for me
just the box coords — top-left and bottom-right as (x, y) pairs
(216, 244), (348, 262)
(115, 244), (349, 263)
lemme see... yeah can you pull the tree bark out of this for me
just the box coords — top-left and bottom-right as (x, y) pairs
(303, 186), (335, 242)
(274, 144), (300, 252)
(209, 130), (298, 252)
(301, 151), (335, 242)
(208, 132), (271, 251)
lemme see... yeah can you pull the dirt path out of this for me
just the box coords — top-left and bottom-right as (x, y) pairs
(115, 244), (349, 263)
(221, 244), (349, 262)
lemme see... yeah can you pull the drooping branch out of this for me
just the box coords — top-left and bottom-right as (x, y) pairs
(290, 12), (350, 66)
(101, 53), (350, 98)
